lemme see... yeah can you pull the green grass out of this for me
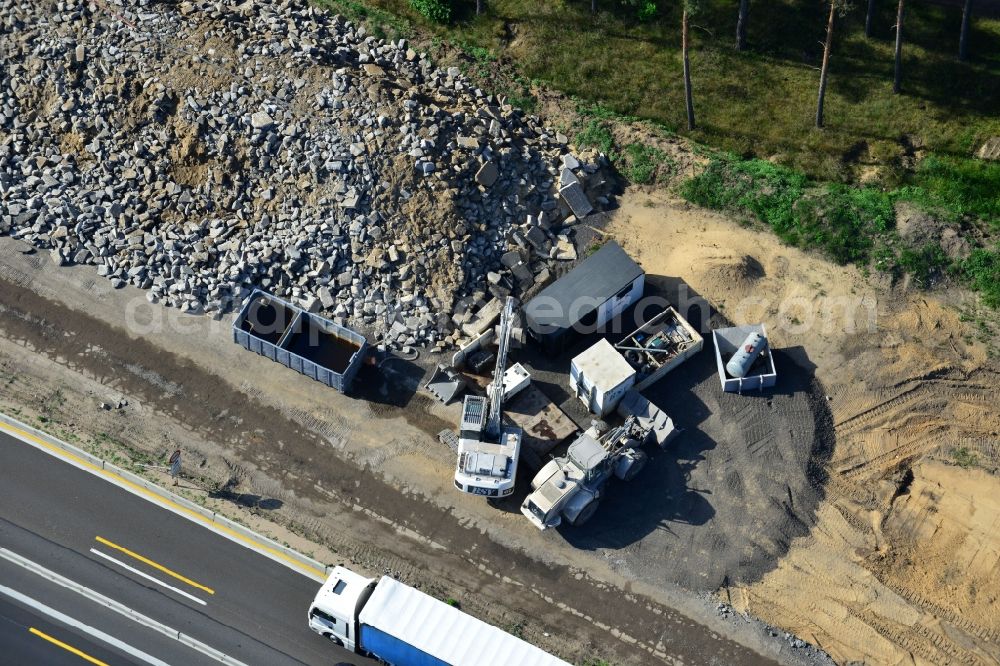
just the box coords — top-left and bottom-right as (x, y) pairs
(620, 143), (672, 184)
(575, 119), (615, 155)
(312, 0), (412, 39)
(898, 242), (950, 287)
(505, 620), (526, 640)
(680, 155), (808, 242)
(586, 240), (607, 256)
(958, 246), (1000, 307)
(900, 155), (1000, 225)
(361, 0), (1000, 182)
(681, 153), (1000, 306)
(951, 446), (978, 468)
(575, 118), (674, 184)
(410, 0), (450, 24)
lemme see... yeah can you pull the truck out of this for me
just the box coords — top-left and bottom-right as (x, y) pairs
(454, 297), (524, 498)
(521, 415), (666, 529)
(308, 565), (570, 666)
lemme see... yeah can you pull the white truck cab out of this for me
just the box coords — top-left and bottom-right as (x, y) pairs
(307, 566), (376, 651)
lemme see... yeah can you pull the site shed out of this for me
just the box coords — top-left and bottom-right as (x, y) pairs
(358, 576), (570, 666)
(524, 241), (644, 352)
(233, 289), (367, 393)
(570, 338), (637, 417)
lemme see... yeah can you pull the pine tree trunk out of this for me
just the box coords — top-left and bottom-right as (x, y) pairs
(736, 0), (750, 51)
(683, 9), (696, 130)
(893, 0), (905, 93)
(865, 0), (876, 37)
(816, 0), (836, 128)
(959, 0), (973, 61)
(591, 0), (597, 14)
(476, 0), (483, 16)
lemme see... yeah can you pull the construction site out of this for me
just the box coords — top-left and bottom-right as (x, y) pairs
(1, 1), (998, 665)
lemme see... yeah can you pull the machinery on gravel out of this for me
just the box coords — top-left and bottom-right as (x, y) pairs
(520, 415), (661, 529)
(453, 297), (524, 498)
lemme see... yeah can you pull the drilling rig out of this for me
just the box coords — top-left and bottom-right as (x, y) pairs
(453, 298), (523, 498)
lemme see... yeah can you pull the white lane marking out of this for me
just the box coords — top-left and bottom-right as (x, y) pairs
(0, 413), (326, 583)
(89, 549), (207, 607)
(0, 547), (250, 666)
(0, 583), (171, 666)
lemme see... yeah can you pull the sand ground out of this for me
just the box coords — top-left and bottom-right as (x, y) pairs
(606, 190), (1000, 665)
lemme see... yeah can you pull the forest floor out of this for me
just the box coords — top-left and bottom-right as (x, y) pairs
(339, 0), (1000, 182)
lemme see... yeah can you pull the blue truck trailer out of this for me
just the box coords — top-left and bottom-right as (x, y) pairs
(308, 566), (570, 666)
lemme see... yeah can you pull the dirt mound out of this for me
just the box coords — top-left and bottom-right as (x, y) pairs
(692, 253), (766, 294)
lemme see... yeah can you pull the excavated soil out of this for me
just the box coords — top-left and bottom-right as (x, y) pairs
(607, 190), (1000, 666)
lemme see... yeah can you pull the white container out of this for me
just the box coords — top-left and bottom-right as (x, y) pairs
(570, 339), (637, 417)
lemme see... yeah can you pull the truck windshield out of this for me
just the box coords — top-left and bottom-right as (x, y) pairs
(526, 501), (546, 521)
(569, 448), (593, 472)
(310, 607), (337, 625)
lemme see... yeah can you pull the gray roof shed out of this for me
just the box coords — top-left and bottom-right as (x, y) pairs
(524, 240), (643, 336)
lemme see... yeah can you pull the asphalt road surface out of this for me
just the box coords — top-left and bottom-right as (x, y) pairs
(0, 427), (373, 666)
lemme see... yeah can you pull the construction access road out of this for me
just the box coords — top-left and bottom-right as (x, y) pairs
(0, 427), (371, 666)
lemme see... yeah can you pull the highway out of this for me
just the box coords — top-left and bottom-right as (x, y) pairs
(0, 425), (372, 666)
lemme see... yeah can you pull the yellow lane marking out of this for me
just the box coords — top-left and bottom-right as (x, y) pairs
(94, 536), (215, 596)
(29, 627), (111, 666)
(0, 420), (325, 580)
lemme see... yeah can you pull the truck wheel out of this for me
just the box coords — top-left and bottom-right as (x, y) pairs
(569, 499), (600, 526)
(621, 450), (648, 482)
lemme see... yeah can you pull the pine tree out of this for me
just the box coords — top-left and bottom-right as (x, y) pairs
(683, 0), (700, 130)
(736, 0), (750, 50)
(816, 0), (849, 128)
(893, 0), (906, 93)
(959, 0), (973, 61)
(865, 0), (876, 37)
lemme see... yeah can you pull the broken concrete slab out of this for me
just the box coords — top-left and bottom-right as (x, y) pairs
(475, 160), (499, 187)
(554, 238), (577, 261)
(977, 137), (1000, 161)
(524, 226), (549, 253)
(500, 250), (524, 268)
(318, 286), (335, 309)
(250, 111), (274, 129)
(510, 261), (534, 284)
(559, 181), (593, 219)
(560, 167), (579, 188)
(460, 298), (504, 337)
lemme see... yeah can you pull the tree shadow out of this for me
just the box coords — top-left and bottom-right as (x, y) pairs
(208, 489), (284, 511)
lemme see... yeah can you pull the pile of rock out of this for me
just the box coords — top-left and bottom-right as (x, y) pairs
(0, 0), (615, 349)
